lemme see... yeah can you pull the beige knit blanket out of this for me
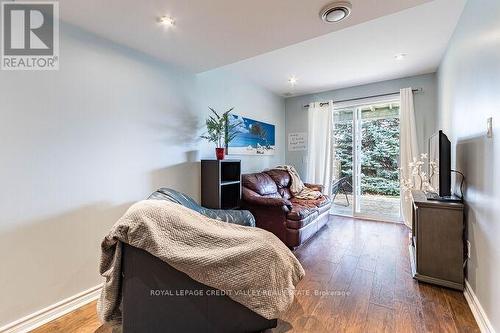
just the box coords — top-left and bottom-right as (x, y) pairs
(97, 200), (305, 327)
(274, 165), (322, 200)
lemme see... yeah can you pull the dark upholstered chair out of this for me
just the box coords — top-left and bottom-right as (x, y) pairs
(148, 187), (255, 227)
(241, 170), (332, 249)
(121, 188), (277, 333)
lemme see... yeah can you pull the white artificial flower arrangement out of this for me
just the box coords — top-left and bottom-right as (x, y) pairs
(400, 153), (438, 200)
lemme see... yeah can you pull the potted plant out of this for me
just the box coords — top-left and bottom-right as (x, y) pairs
(200, 107), (240, 160)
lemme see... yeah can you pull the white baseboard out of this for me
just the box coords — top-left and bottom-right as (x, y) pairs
(464, 279), (496, 333)
(0, 285), (102, 333)
(0, 279), (494, 333)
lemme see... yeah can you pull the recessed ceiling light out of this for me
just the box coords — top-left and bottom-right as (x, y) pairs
(320, 1), (352, 23)
(395, 53), (407, 61)
(158, 16), (175, 27)
(288, 76), (298, 86)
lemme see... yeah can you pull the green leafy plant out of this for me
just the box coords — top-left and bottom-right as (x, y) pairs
(200, 107), (240, 148)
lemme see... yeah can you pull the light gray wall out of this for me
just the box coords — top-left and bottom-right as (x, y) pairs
(285, 73), (438, 177)
(197, 68), (285, 172)
(438, 0), (500, 331)
(0, 24), (284, 327)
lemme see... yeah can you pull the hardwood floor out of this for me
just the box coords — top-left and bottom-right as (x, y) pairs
(30, 301), (105, 333)
(32, 216), (479, 333)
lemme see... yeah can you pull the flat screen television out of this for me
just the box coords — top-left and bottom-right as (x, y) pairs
(429, 130), (451, 197)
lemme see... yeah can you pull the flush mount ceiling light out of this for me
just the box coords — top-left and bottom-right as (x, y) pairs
(288, 76), (298, 86)
(395, 53), (407, 61)
(158, 16), (175, 27)
(320, 1), (352, 23)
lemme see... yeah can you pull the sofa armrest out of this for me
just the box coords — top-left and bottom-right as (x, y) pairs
(304, 183), (324, 193)
(202, 209), (256, 227)
(242, 188), (292, 211)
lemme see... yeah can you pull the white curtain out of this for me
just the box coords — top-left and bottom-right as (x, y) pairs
(400, 88), (419, 228)
(306, 101), (334, 195)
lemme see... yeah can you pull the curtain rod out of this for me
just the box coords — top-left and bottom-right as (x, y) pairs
(302, 88), (423, 108)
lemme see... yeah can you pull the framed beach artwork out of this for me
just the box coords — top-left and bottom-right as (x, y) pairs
(227, 115), (276, 155)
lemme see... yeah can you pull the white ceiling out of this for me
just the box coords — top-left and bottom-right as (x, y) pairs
(56, 0), (433, 73)
(216, 0), (466, 96)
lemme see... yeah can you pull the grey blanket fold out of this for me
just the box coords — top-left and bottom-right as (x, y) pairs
(97, 200), (305, 327)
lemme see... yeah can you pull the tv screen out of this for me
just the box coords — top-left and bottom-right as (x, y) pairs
(429, 130), (451, 197)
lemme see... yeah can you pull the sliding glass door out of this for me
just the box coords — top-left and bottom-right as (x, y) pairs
(330, 98), (402, 222)
(331, 109), (355, 216)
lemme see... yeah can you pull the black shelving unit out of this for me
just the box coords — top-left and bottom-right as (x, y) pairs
(201, 159), (241, 209)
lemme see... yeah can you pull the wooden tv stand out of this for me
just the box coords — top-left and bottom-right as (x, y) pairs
(409, 190), (465, 290)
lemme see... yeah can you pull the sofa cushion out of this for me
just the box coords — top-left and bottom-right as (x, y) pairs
(242, 173), (278, 196)
(286, 204), (319, 229)
(290, 196), (331, 208)
(290, 195), (332, 215)
(265, 169), (291, 189)
(317, 196), (332, 207)
(316, 202), (331, 215)
(287, 203), (318, 221)
(318, 196), (332, 212)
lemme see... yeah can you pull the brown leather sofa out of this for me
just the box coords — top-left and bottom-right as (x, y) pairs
(241, 169), (332, 249)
